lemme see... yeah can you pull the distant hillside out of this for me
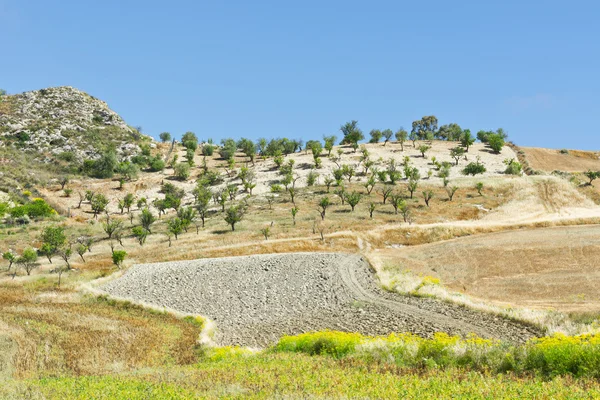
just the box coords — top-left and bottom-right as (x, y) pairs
(0, 86), (152, 189)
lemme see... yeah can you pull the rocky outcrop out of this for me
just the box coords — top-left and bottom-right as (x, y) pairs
(0, 86), (150, 162)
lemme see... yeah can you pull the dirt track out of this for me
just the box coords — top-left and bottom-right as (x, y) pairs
(102, 253), (539, 347)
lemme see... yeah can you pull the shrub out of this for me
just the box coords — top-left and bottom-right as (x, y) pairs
(488, 134), (505, 153)
(504, 158), (523, 175)
(462, 162), (487, 176)
(148, 157), (166, 172)
(174, 163), (191, 180)
(9, 198), (55, 219)
(275, 331), (363, 359)
(111, 250), (127, 269)
(202, 144), (214, 156)
(272, 331), (600, 379)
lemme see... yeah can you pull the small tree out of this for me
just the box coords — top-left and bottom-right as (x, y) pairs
(368, 202), (376, 218)
(3, 251), (16, 271)
(407, 179), (419, 199)
(323, 135), (337, 156)
(382, 129), (393, 146)
(123, 193), (135, 213)
(224, 205), (245, 231)
(260, 226), (271, 240)
(112, 250), (126, 269)
(423, 190), (434, 207)
(168, 217), (184, 239)
(369, 129), (382, 143)
(418, 145), (431, 158)
(59, 176), (70, 190)
(584, 170), (599, 185)
(140, 208), (156, 233)
(364, 176), (376, 195)
(345, 191), (361, 212)
(102, 218), (123, 240)
(291, 207), (299, 225)
(487, 134), (505, 153)
(159, 132), (172, 143)
(390, 193), (405, 215)
(395, 128), (408, 151)
(450, 147), (466, 165)
(475, 182), (484, 196)
(318, 196), (330, 220)
(17, 248), (38, 276)
(90, 194), (109, 219)
(76, 244), (87, 263)
(324, 177), (334, 193)
(399, 203), (411, 223)
(132, 226), (148, 246)
(460, 130), (475, 151)
(40, 226), (67, 264)
(58, 247), (72, 270)
(446, 186), (459, 201)
(378, 185), (393, 204)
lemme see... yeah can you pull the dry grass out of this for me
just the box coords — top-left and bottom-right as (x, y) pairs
(521, 147), (600, 173)
(0, 278), (202, 378)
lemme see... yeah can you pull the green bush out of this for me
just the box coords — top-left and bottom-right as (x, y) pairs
(272, 331), (600, 379)
(462, 162), (487, 176)
(274, 331), (363, 359)
(9, 198), (55, 219)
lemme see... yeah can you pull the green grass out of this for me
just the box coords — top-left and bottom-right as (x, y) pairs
(273, 331), (600, 379)
(3, 352), (600, 399)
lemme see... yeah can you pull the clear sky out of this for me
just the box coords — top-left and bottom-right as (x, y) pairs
(1, 0), (599, 150)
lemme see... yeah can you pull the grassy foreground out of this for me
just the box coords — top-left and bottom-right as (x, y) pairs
(3, 353), (600, 400)
(3, 331), (600, 399)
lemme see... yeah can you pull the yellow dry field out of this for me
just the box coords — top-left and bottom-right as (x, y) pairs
(373, 225), (600, 313)
(521, 147), (600, 173)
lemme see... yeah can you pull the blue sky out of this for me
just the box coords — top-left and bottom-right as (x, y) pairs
(1, 1), (599, 150)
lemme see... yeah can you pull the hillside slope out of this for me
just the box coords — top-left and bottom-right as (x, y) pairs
(0, 86), (150, 189)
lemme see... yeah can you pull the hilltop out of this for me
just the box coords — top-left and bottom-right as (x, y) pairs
(0, 86), (150, 189)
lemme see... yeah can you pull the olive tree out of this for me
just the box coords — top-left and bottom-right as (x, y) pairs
(17, 248), (38, 276)
(224, 205), (245, 231)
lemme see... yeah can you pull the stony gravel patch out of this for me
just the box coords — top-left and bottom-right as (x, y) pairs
(102, 252), (540, 347)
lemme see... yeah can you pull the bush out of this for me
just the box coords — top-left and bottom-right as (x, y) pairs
(202, 144), (214, 156)
(504, 159), (523, 175)
(462, 162), (487, 176)
(173, 163), (190, 180)
(273, 331), (600, 378)
(275, 331), (363, 359)
(488, 134), (505, 153)
(148, 156), (166, 172)
(112, 250), (127, 268)
(9, 198), (55, 219)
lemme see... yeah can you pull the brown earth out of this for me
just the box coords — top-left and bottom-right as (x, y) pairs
(374, 225), (600, 312)
(521, 147), (600, 173)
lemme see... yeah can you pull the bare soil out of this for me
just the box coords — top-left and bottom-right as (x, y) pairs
(102, 253), (539, 347)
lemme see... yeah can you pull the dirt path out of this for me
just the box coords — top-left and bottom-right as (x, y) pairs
(102, 253), (539, 347)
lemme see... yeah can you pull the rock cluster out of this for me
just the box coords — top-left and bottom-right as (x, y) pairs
(0, 86), (147, 161)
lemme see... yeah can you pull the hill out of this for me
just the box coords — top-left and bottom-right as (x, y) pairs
(0, 86), (149, 189)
